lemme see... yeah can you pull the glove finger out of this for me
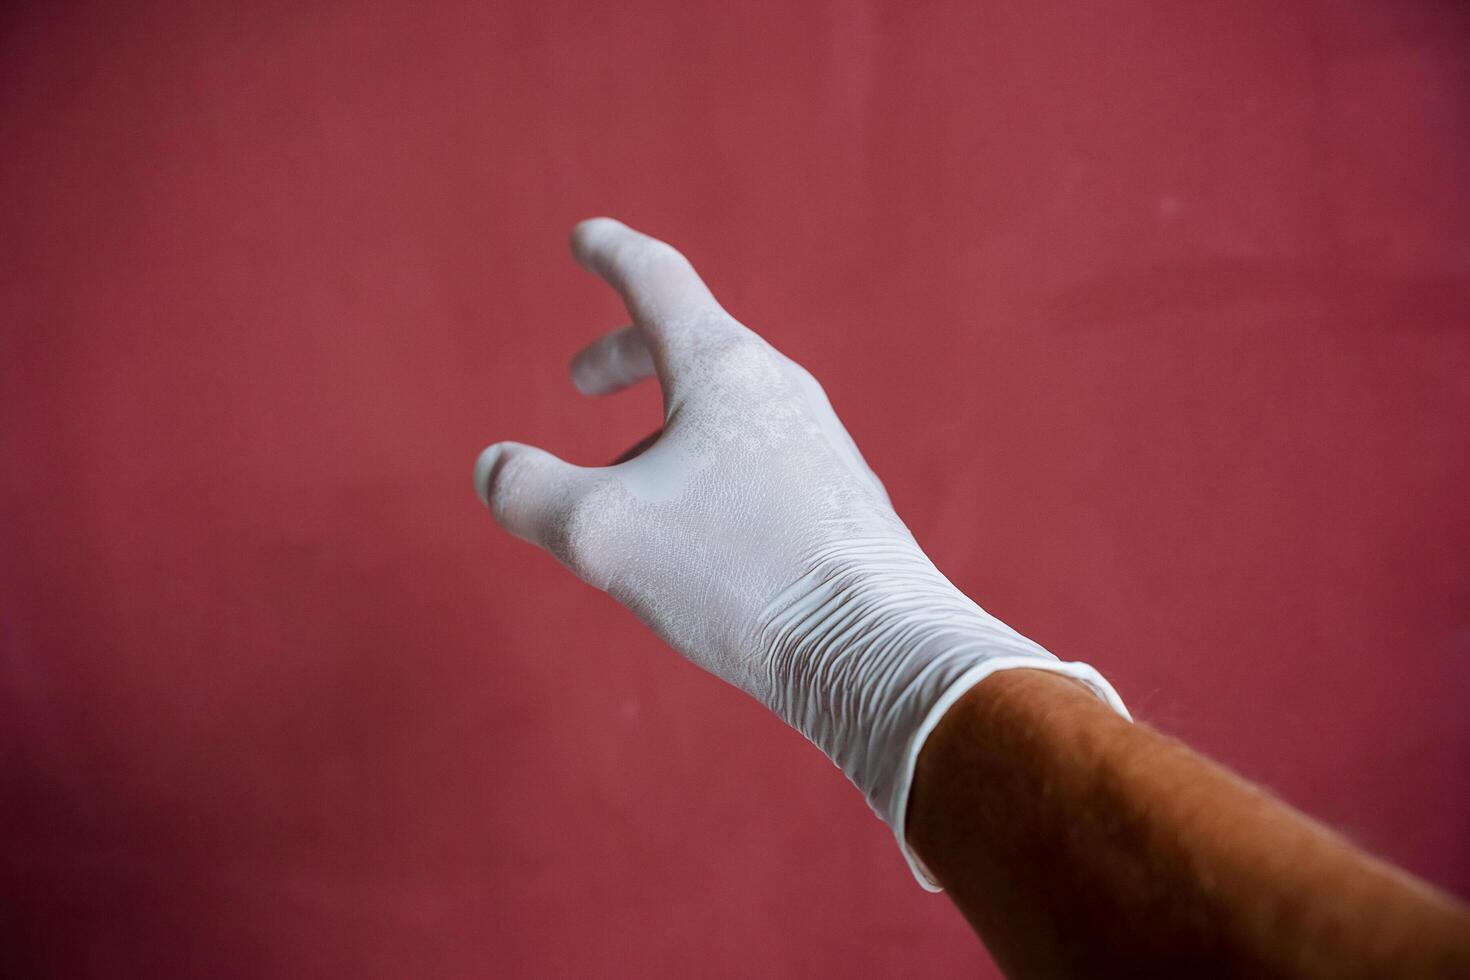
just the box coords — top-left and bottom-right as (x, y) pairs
(474, 441), (593, 553)
(570, 217), (718, 328)
(569, 324), (656, 396)
(570, 218), (747, 381)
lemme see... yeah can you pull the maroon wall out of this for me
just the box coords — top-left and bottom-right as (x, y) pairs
(3, 1), (1467, 976)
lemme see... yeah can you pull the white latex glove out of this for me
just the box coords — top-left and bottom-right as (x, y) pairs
(475, 218), (1128, 889)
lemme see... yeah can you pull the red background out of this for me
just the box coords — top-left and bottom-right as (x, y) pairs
(3, 1), (1467, 976)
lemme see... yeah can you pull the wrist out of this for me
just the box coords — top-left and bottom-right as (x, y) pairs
(756, 549), (1129, 890)
(758, 549), (1049, 800)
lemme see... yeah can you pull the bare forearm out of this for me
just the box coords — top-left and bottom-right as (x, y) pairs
(907, 669), (1470, 979)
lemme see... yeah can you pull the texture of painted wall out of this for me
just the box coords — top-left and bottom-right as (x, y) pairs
(3, 1), (1467, 975)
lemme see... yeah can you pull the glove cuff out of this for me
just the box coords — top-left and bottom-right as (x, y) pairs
(759, 552), (1129, 891)
(887, 657), (1129, 892)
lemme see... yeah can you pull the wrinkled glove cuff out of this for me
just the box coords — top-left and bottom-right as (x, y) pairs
(760, 551), (1129, 892)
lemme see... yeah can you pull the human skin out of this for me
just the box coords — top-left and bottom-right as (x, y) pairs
(908, 668), (1470, 978)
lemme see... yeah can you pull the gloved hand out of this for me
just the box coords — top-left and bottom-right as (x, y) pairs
(475, 218), (1128, 889)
